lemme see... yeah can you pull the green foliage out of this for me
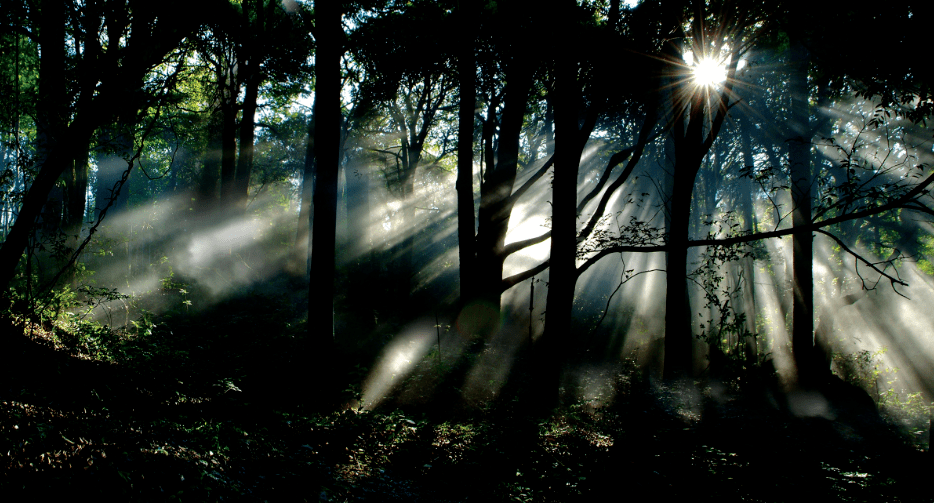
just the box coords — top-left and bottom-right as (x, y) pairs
(690, 228), (762, 372)
(833, 347), (933, 434)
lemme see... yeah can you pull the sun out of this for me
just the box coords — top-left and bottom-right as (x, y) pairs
(692, 57), (727, 87)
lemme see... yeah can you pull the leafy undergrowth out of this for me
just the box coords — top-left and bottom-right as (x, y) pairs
(0, 297), (931, 502)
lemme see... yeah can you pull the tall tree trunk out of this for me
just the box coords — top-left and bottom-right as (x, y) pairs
(399, 146), (420, 295)
(662, 36), (705, 380)
(539, 0), (582, 405)
(291, 98), (316, 277)
(788, 37), (818, 386)
(199, 108), (223, 217)
(456, 0), (477, 303)
(218, 79), (238, 211)
(739, 114), (759, 361)
(64, 142), (90, 238)
(664, 146), (703, 379)
(234, 69), (260, 214)
(308, 0), (341, 355)
(36, 0), (65, 245)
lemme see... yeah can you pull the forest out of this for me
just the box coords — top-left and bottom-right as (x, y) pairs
(2, 0), (934, 500)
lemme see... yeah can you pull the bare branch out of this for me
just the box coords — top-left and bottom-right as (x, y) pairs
(577, 106), (663, 242)
(501, 260), (550, 292)
(504, 154), (554, 207)
(815, 229), (909, 297)
(687, 171), (934, 248)
(502, 231), (552, 258)
(576, 245), (667, 278)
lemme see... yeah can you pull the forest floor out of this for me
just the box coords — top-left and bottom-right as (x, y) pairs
(0, 293), (931, 502)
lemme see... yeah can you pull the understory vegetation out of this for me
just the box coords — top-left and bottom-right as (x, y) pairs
(0, 286), (929, 502)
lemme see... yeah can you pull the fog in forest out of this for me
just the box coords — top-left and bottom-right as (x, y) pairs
(3, 0), (934, 441)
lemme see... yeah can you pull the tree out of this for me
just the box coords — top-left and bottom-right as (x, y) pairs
(0, 0), (215, 297)
(307, 0), (343, 353)
(456, 0), (477, 302)
(348, 0), (457, 295)
(661, 4), (746, 379)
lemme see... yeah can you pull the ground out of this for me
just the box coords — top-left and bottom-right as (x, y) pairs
(0, 296), (930, 502)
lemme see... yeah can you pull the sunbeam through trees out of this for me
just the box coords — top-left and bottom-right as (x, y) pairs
(1, 0), (934, 500)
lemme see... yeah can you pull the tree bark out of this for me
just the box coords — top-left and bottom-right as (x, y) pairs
(788, 36), (818, 386)
(36, 0), (65, 244)
(218, 73), (238, 210)
(199, 108), (224, 216)
(291, 98), (316, 277)
(456, 0), (477, 303)
(539, 0), (582, 405)
(475, 60), (533, 306)
(234, 68), (260, 214)
(738, 114), (759, 361)
(307, 0), (341, 353)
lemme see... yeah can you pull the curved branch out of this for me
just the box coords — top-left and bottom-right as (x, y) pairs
(815, 229), (909, 297)
(504, 154), (554, 207)
(500, 260), (550, 292)
(687, 171), (934, 248)
(585, 265), (666, 340)
(577, 106), (663, 242)
(576, 244), (667, 278)
(502, 231), (551, 258)
(576, 147), (634, 212)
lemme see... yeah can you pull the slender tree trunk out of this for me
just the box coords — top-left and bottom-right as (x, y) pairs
(291, 97), (316, 277)
(739, 114), (759, 361)
(399, 148), (420, 294)
(218, 81), (238, 210)
(199, 108), (223, 216)
(456, 0), (477, 303)
(234, 70), (260, 214)
(65, 142), (89, 238)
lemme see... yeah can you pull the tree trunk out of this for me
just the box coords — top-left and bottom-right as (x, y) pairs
(64, 140), (90, 238)
(456, 0), (477, 303)
(234, 69), (260, 214)
(308, 0), (341, 355)
(475, 60), (533, 307)
(218, 77), (238, 211)
(739, 114), (759, 361)
(0, 1), (201, 296)
(788, 37), (818, 386)
(199, 108), (223, 217)
(35, 0), (65, 247)
(664, 147), (703, 379)
(291, 98), (316, 278)
(539, 0), (582, 405)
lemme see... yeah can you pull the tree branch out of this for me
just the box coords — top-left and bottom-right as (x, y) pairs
(502, 231), (551, 258)
(686, 171), (934, 248)
(501, 260), (550, 292)
(504, 154), (554, 207)
(576, 245), (667, 278)
(815, 228), (909, 296)
(576, 108), (664, 242)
